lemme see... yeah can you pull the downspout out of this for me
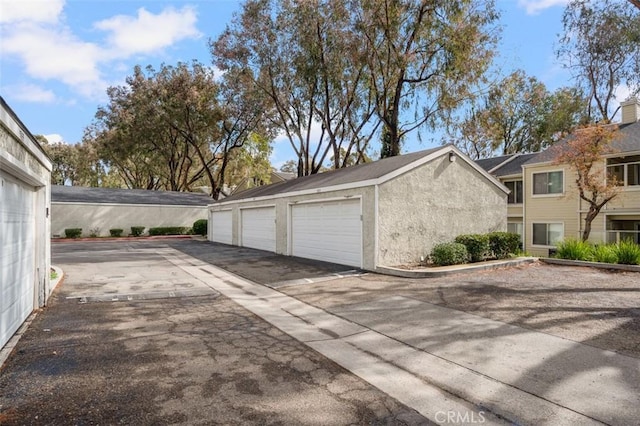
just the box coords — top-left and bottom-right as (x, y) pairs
(522, 166), (527, 252)
(374, 184), (379, 270)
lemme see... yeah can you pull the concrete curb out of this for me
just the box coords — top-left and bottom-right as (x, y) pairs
(541, 257), (640, 273)
(0, 312), (38, 369)
(51, 235), (202, 243)
(375, 257), (538, 278)
(50, 265), (64, 291)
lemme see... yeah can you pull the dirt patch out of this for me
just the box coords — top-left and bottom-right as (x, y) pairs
(281, 262), (640, 359)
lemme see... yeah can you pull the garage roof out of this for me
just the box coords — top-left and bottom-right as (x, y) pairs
(52, 185), (212, 206)
(475, 154), (515, 173)
(216, 145), (506, 204)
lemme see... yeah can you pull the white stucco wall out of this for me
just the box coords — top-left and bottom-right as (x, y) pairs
(51, 203), (207, 237)
(377, 154), (507, 266)
(1, 99), (52, 343)
(209, 150), (507, 270)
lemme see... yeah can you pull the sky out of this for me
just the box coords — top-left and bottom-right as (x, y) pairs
(0, 0), (584, 168)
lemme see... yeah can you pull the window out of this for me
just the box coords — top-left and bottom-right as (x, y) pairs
(607, 156), (640, 187)
(533, 171), (563, 195)
(505, 180), (523, 204)
(629, 164), (640, 186)
(507, 222), (523, 249)
(532, 223), (563, 246)
(507, 222), (523, 236)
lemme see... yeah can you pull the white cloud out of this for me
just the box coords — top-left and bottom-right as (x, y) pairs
(44, 133), (64, 143)
(613, 85), (632, 122)
(95, 6), (201, 59)
(0, 0), (65, 24)
(1, 4), (201, 101)
(2, 23), (105, 98)
(518, 0), (570, 15)
(5, 83), (56, 103)
(614, 85), (632, 102)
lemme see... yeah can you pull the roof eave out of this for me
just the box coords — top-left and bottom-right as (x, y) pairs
(209, 146), (510, 208)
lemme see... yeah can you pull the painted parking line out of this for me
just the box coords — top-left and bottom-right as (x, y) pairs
(268, 269), (366, 289)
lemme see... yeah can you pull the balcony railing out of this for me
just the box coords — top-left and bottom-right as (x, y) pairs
(605, 230), (640, 245)
(574, 230), (640, 245)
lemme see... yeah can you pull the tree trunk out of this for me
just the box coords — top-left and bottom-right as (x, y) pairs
(582, 208), (600, 241)
(380, 120), (400, 158)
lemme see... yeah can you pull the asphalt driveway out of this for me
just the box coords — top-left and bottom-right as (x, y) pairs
(0, 240), (424, 425)
(2, 239), (639, 425)
(166, 239), (361, 288)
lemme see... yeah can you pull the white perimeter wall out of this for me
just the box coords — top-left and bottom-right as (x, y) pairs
(51, 203), (207, 237)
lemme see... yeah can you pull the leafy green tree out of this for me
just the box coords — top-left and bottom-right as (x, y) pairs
(39, 136), (118, 187)
(223, 133), (273, 193)
(279, 160), (298, 174)
(357, 0), (500, 157)
(557, 0), (640, 122)
(212, 0), (385, 176)
(88, 62), (268, 198)
(449, 71), (588, 159)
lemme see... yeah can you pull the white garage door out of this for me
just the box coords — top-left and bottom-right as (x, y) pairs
(210, 210), (233, 244)
(241, 207), (276, 252)
(1, 171), (35, 349)
(291, 199), (362, 267)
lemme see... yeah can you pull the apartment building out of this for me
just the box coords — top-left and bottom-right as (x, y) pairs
(523, 97), (640, 256)
(476, 152), (538, 245)
(478, 97), (640, 257)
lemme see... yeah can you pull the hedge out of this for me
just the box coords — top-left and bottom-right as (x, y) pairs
(148, 226), (188, 236)
(487, 232), (521, 259)
(430, 242), (468, 266)
(109, 229), (124, 237)
(130, 226), (145, 237)
(193, 219), (207, 236)
(64, 228), (82, 238)
(454, 234), (489, 262)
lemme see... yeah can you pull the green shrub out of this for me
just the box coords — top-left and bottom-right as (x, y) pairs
(454, 234), (489, 262)
(148, 226), (188, 236)
(592, 244), (618, 264)
(614, 240), (640, 265)
(109, 229), (123, 237)
(193, 219), (207, 236)
(488, 232), (521, 259)
(89, 227), (100, 238)
(555, 239), (593, 261)
(64, 228), (82, 238)
(431, 242), (469, 266)
(130, 226), (145, 237)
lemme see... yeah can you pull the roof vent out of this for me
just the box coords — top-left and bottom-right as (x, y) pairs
(620, 96), (640, 124)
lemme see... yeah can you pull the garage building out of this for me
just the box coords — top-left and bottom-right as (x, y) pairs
(1, 97), (52, 350)
(51, 185), (210, 237)
(209, 145), (508, 270)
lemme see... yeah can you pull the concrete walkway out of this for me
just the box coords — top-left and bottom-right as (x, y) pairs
(163, 247), (638, 426)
